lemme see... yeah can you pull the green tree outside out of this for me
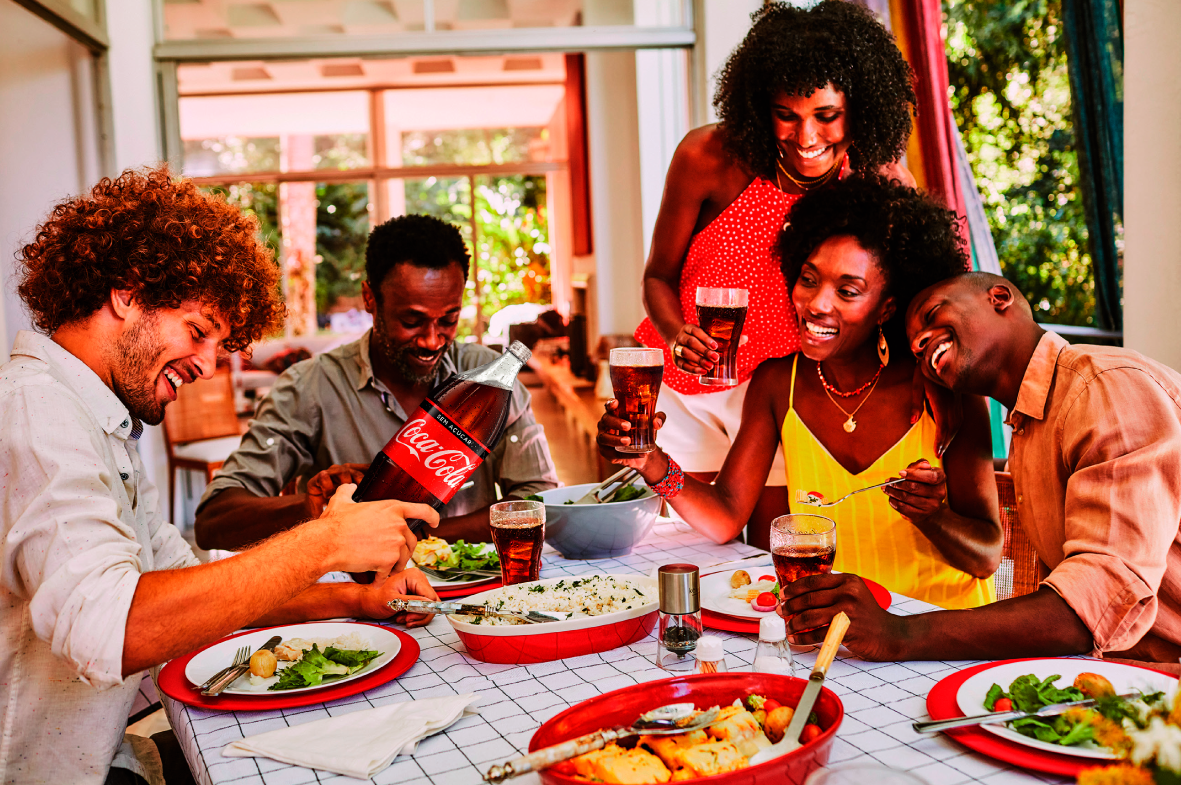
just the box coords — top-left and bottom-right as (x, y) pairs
(944, 0), (1096, 326)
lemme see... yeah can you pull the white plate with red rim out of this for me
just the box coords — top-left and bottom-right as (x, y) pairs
(955, 658), (1179, 760)
(184, 621), (401, 696)
(412, 542), (500, 590)
(700, 558), (781, 620)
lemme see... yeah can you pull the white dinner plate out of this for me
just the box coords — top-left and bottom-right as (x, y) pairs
(413, 543), (500, 590)
(699, 558), (780, 620)
(184, 622), (401, 696)
(955, 658), (1178, 759)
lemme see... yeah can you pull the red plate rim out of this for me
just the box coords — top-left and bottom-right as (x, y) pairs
(926, 657), (1178, 776)
(702, 577), (892, 634)
(157, 622), (420, 711)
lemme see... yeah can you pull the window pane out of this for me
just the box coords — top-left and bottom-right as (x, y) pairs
(184, 138), (281, 177)
(474, 174), (551, 331)
(201, 182), (281, 256)
(316, 182), (372, 329)
(402, 128), (549, 166)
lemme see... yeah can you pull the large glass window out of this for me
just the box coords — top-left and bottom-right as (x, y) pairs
(178, 55), (571, 341)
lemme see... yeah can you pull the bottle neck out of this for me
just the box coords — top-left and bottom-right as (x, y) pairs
(461, 351), (524, 391)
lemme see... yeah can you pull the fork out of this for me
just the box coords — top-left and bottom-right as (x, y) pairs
(198, 645), (250, 691)
(417, 565), (501, 581)
(795, 478), (905, 508)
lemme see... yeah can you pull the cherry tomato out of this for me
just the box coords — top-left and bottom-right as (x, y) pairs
(763, 698), (782, 713)
(758, 575), (776, 583)
(800, 724), (823, 744)
(993, 698), (1013, 712)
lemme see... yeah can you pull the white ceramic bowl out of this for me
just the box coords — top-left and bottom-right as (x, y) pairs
(538, 481), (662, 559)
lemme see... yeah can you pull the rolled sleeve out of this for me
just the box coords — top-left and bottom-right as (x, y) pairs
(1, 389), (145, 689)
(495, 383), (559, 499)
(200, 362), (321, 507)
(1042, 369), (1181, 653)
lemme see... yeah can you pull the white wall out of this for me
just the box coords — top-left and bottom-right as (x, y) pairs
(0, 3), (101, 362)
(1124, 0), (1181, 371)
(700, 0), (763, 123)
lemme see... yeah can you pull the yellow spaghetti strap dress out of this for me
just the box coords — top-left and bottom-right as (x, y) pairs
(780, 355), (994, 610)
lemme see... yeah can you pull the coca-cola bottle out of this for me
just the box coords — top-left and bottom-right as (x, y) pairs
(349, 341), (532, 583)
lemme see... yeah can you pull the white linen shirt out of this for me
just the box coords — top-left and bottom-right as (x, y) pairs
(0, 331), (199, 785)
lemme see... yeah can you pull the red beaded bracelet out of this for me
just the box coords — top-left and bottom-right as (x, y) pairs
(652, 455), (685, 499)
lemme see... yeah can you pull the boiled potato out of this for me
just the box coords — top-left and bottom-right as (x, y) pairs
(730, 570), (752, 589)
(764, 706), (795, 743)
(249, 649), (277, 678)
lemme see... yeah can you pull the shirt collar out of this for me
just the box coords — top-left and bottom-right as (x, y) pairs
(1011, 330), (1070, 422)
(353, 328), (459, 396)
(10, 330), (139, 439)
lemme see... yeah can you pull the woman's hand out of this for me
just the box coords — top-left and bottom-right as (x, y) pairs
(357, 567), (439, 627)
(883, 459), (947, 523)
(778, 572), (907, 662)
(671, 323), (718, 375)
(596, 400), (668, 477)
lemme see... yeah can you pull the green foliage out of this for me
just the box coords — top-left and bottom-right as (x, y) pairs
(473, 175), (551, 322)
(944, 0), (1096, 326)
(204, 181), (281, 259)
(402, 127), (547, 166)
(314, 182), (371, 315)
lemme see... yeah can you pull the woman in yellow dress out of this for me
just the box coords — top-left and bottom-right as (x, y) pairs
(597, 175), (1000, 610)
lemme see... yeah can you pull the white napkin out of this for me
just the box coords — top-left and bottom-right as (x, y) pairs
(222, 693), (480, 780)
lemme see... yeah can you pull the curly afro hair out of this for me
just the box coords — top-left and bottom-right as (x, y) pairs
(780, 174), (969, 352)
(16, 165), (284, 354)
(365, 214), (471, 303)
(714, 0), (916, 176)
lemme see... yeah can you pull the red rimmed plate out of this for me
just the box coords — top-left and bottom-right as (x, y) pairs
(531, 672), (843, 785)
(158, 622), (420, 711)
(436, 579), (503, 599)
(926, 657), (1178, 776)
(702, 578), (892, 634)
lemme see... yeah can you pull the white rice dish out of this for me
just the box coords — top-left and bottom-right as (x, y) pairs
(456, 576), (654, 626)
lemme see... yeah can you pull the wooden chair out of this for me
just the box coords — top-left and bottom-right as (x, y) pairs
(162, 370), (242, 518)
(993, 471), (1050, 600)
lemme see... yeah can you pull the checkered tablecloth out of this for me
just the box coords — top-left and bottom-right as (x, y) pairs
(159, 521), (1073, 785)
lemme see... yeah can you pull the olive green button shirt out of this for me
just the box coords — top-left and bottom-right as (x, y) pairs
(199, 332), (558, 516)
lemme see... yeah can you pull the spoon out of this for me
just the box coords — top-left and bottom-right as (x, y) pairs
(483, 703), (720, 782)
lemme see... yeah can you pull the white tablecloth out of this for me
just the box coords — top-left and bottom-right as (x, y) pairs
(159, 521), (1073, 785)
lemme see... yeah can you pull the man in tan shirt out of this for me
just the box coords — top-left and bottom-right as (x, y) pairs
(780, 271), (1181, 668)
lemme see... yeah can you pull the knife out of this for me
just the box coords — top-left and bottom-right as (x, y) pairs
(201, 636), (282, 697)
(913, 691), (1143, 734)
(748, 612), (850, 765)
(386, 598), (571, 624)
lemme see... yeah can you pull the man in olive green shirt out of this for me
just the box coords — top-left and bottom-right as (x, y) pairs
(195, 215), (558, 549)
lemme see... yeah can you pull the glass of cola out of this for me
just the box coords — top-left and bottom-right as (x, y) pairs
(609, 347), (664, 454)
(695, 287), (749, 387)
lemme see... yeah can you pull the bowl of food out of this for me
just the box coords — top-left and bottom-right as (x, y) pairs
(535, 481), (662, 560)
(528, 672), (843, 784)
(447, 574), (658, 664)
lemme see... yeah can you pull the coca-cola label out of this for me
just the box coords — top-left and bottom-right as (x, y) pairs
(384, 399), (490, 503)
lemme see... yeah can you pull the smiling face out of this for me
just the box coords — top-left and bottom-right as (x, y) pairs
(365, 261), (465, 386)
(906, 278), (998, 391)
(792, 235), (894, 363)
(771, 85), (851, 180)
(105, 299), (227, 425)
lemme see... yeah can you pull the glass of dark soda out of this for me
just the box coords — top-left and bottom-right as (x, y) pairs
(490, 500), (546, 585)
(695, 286), (749, 387)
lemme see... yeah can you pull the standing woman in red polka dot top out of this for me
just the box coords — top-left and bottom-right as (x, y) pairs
(632, 1), (917, 534)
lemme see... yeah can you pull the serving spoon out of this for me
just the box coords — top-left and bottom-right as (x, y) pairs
(483, 703), (721, 782)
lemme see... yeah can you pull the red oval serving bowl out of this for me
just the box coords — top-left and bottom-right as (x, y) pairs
(531, 672), (843, 785)
(448, 574), (658, 665)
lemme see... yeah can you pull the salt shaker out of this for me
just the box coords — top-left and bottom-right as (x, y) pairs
(752, 615), (795, 676)
(656, 563), (703, 672)
(694, 635), (728, 674)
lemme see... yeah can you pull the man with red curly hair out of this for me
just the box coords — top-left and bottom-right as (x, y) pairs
(0, 166), (439, 785)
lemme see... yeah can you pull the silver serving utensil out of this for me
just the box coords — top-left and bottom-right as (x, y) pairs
(202, 636), (282, 697)
(198, 645), (251, 691)
(794, 478), (905, 508)
(417, 565), (502, 581)
(572, 467), (636, 505)
(483, 704), (721, 782)
(913, 691), (1143, 734)
(600, 470), (646, 503)
(748, 612), (849, 765)
(386, 598), (572, 625)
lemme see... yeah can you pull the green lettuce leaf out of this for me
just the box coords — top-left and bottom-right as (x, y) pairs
(325, 647), (381, 671)
(984, 683), (1007, 711)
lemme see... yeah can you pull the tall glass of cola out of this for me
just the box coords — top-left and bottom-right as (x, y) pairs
(695, 287), (749, 387)
(490, 500), (546, 585)
(609, 348), (665, 454)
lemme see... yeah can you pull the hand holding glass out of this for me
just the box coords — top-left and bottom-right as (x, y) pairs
(695, 287), (749, 387)
(609, 348), (664, 453)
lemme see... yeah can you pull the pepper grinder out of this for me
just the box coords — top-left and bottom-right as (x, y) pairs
(656, 563), (703, 672)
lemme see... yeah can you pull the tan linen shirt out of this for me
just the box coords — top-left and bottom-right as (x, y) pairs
(200, 332), (558, 515)
(0, 331), (199, 785)
(1009, 331), (1181, 660)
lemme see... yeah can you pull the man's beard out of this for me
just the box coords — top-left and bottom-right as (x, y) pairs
(371, 313), (449, 386)
(108, 310), (168, 425)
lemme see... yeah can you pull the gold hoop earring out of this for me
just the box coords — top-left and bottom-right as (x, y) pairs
(877, 326), (889, 366)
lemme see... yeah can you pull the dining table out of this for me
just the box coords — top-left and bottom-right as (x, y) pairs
(158, 519), (1076, 785)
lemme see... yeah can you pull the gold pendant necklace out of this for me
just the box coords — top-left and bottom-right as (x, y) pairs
(818, 362), (882, 433)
